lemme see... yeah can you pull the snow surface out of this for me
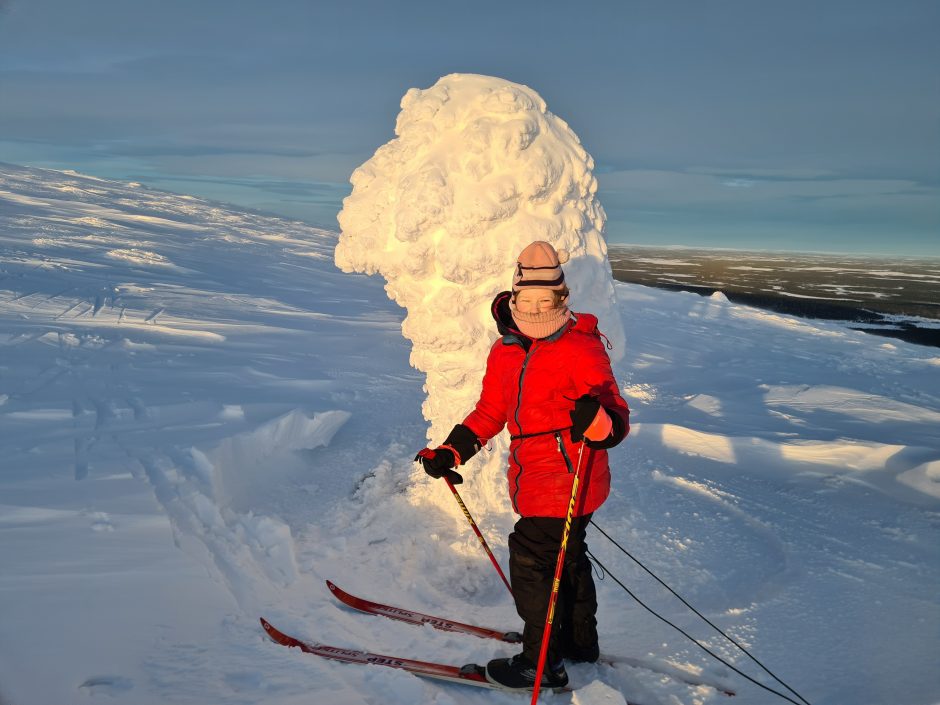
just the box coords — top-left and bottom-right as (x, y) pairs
(1, 162), (939, 705)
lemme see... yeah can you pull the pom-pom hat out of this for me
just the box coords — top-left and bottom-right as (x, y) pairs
(512, 241), (570, 292)
(509, 241), (572, 339)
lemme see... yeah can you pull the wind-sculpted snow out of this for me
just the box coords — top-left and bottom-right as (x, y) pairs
(0, 163), (423, 704)
(134, 409), (351, 612)
(335, 74), (623, 516)
(1, 163), (939, 705)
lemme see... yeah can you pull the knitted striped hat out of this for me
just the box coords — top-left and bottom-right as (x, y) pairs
(512, 241), (570, 292)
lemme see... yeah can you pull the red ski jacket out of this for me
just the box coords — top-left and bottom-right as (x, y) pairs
(462, 293), (630, 518)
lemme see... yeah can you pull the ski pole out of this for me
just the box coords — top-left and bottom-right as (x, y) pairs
(444, 476), (514, 597)
(530, 441), (587, 704)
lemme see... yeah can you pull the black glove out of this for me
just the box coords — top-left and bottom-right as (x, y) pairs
(415, 447), (464, 484)
(569, 394), (602, 443)
(415, 424), (482, 484)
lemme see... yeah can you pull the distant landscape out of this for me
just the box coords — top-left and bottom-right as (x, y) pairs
(608, 245), (940, 348)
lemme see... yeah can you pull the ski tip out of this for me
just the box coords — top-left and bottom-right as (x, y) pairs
(260, 617), (284, 641)
(259, 618), (296, 647)
(325, 579), (338, 592)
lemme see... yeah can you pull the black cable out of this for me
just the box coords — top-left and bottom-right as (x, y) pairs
(590, 520), (812, 705)
(587, 549), (805, 705)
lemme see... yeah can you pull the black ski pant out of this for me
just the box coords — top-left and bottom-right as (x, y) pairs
(508, 514), (597, 666)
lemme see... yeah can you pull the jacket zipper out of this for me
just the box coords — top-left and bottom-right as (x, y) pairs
(556, 431), (575, 473)
(511, 342), (537, 513)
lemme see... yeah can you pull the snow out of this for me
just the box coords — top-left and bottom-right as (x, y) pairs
(1, 159), (939, 705)
(335, 75), (624, 523)
(633, 258), (697, 266)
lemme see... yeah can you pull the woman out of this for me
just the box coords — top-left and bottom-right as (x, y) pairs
(416, 241), (630, 690)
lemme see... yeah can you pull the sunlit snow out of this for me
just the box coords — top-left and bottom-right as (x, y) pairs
(1, 162), (939, 705)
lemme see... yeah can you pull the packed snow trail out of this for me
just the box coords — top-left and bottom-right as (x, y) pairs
(0, 164), (938, 705)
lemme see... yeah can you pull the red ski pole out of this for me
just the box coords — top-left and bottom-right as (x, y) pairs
(530, 441), (588, 704)
(444, 476), (514, 597)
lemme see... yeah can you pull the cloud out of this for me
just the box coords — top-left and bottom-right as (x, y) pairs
(103, 142), (320, 159)
(599, 168), (934, 205)
(721, 179), (755, 189)
(597, 167), (940, 246)
(136, 173), (347, 199)
(687, 166), (837, 181)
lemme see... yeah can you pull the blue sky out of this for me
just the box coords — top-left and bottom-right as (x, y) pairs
(1, 0), (937, 255)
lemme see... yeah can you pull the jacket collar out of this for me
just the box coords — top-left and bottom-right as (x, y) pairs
(491, 291), (598, 349)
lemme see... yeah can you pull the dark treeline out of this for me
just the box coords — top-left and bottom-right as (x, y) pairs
(608, 245), (940, 348)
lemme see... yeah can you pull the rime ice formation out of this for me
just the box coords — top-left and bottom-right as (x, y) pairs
(335, 74), (625, 511)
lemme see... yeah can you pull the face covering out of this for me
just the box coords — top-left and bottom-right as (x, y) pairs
(510, 300), (571, 339)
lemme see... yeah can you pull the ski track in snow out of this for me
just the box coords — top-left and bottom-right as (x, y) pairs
(0, 164), (939, 705)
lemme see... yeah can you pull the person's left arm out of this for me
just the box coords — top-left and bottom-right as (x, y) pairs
(569, 336), (630, 449)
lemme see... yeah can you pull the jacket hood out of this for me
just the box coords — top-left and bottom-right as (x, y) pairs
(491, 291), (520, 337)
(490, 291), (599, 340)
